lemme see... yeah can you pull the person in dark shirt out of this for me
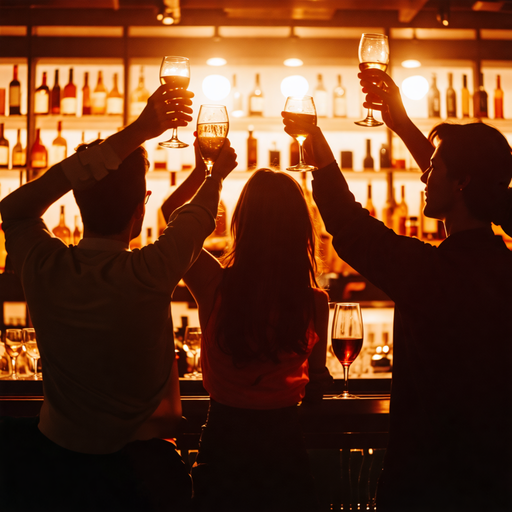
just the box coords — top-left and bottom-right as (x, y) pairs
(282, 69), (512, 512)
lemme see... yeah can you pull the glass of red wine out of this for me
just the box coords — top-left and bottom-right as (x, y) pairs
(355, 33), (389, 127)
(159, 56), (190, 149)
(197, 104), (229, 178)
(331, 303), (364, 398)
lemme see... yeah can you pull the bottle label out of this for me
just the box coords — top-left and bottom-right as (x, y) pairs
(0, 146), (8, 167)
(107, 97), (123, 115)
(91, 92), (107, 114)
(9, 86), (20, 107)
(61, 97), (77, 115)
(250, 96), (263, 115)
(333, 97), (346, 117)
(34, 90), (49, 114)
(314, 90), (328, 117)
(31, 155), (47, 169)
(12, 149), (25, 167)
(50, 146), (67, 166)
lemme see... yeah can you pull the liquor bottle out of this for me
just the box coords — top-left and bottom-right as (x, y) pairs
(428, 73), (440, 118)
(12, 129), (25, 168)
(461, 74), (470, 118)
(446, 72), (457, 118)
(269, 141), (280, 168)
(247, 127), (258, 169)
(107, 73), (123, 115)
(9, 64), (21, 116)
(494, 74), (504, 119)
(231, 74), (243, 118)
(73, 215), (81, 245)
(91, 71), (107, 115)
(34, 71), (50, 115)
(407, 216), (419, 238)
(130, 67), (150, 118)
(82, 72), (91, 116)
(393, 185), (408, 235)
(50, 121), (67, 166)
(248, 73), (263, 116)
(419, 191), (439, 240)
(0, 124), (9, 168)
(379, 144), (391, 169)
(30, 128), (48, 176)
(61, 68), (77, 116)
(50, 69), (61, 115)
(290, 139), (299, 167)
(146, 227), (153, 245)
(313, 74), (328, 118)
(382, 173), (396, 229)
(52, 205), (71, 245)
(363, 139), (374, 170)
(473, 73), (488, 118)
(153, 143), (168, 170)
(333, 74), (347, 118)
(365, 183), (376, 217)
(0, 221), (6, 272)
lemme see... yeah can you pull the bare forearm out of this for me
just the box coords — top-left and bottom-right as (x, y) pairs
(393, 119), (434, 172)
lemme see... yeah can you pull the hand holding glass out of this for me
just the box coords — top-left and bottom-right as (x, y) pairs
(355, 33), (389, 127)
(159, 56), (190, 149)
(197, 105), (229, 178)
(331, 303), (364, 398)
(284, 96), (317, 172)
(5, 329), (23, 380)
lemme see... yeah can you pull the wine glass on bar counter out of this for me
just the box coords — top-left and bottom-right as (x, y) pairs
(197, 104), (229, 178)
(331, 303), (364, 398)
(183, 326), (202, 379)
(159, 56), (190, 149)
(5, 329), (23, 380)
(284, 96), (317, 172)
(23, 328), (41, 380)
(355, 33), (389, 127)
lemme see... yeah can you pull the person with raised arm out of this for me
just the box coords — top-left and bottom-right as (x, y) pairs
(0, 85), (236, 512)
(282, 69), (512, 512)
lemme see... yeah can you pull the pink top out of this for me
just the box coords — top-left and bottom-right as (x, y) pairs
(202, 297), (319, 410)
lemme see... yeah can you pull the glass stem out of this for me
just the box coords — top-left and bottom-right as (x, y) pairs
(298, 140), (306, 165)
(342, 364), (351, 396)
(33, 358), (39, 379)
(11, 356), (17, 379)
(367, 108), (375, 120)
(170, 127), (179, 140)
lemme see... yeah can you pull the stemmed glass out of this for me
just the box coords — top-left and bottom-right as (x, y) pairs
(23, 328), (41, 380)
(158, 56), (190, 148)
(183, 326), (202, 379)
(5, 329), (23, 380)
(284, 96), (317, 172)
(355, 33), (390, 127)
(197, 105), (229, 178)
(331, 303), (364, 398)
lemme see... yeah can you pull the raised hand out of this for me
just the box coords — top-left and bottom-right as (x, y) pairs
(211, 138), (238, 181)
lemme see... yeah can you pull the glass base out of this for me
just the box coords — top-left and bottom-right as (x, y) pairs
(354, 118), (383, 127)
(159, 140), (189, 149)
(334, 392), (360, 399)
(286, 163), (317, 172)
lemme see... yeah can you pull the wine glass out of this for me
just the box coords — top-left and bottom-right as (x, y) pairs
(183, 326), (202, 379)
(284, 96), (317, 172)
(331, 303), (364, 398)
(158, 56), (190, 149)
(197, 104), (229, 178)
(23, 328), (41, 380)
(5, 329), (23, 380)
(355, 33), (389, 127)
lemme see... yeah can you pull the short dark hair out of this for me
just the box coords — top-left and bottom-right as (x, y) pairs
(429, 122), (512, 226)
(73, 141), (149, 236)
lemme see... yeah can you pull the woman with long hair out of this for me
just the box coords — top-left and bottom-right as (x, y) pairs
(161, 140), (332, 512)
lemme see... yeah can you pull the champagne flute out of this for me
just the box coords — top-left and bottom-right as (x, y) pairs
(183, 326), (202, 379)
(23, 328), (41, 380)
(158, 56), (190, 149)
(355, 33), (389, 127)
(331, 303), (364, 398)
(284, 96), (317, 172)
(5, 329), (23, 380)
(197, 104), (229, 178)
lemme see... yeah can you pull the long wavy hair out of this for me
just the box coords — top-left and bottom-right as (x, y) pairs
(213, 169), (320, 366)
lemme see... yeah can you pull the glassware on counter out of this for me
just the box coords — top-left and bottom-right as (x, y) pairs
(23, 328), (41, 380)
(183, 326), (202, 378)
(5, 329), (23, 380)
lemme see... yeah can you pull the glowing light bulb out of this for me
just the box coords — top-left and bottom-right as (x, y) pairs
(202, 75), (231, 101)
(207, 58), (227, 67)
(284, 58), (303, 67)
(280, 75), (309, 98)
(401, 75), (429, 101)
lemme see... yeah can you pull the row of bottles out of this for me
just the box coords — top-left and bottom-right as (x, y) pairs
(428, 72), (504, 119)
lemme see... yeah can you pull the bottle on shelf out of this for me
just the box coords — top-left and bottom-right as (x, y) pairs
(473, 73), (488, 118)
(51, 69), (61, 115)
(12, 128), (25, 168)
(82, 72), (91, 116)
(73, 215), (81, 245)
(428, 73), (440, 118)
(494, 74), (504, 119)
(34, 71), (50, 115)
(91, 71), (107, 115)
(461, 74), (471, 118)
(0, 220), (6, 273)
(50, 121), (67, 166)
(313, 74), (328, 118)
(379, 143), (391, 169)
(382, 174), (396, 229)
(333, 74), (347, 118)
(365, 183), (376, 218)
(30, 128), (48, 178)
(0, 124), (9, 168)
(248, 73), (263, 116)
(247, 126), (258, 169)
(130, 67), (149, 118)
(446, 72), (457, 118)
(107, 73), (123, 115)
(363, 139), (374, 170)
(231, 74), (243, 118)
(419, 190), (440, 240)
(393, 185), (408, 236)
(269, 141), (280, 168)
(146, 227), (153, 245)
(407, 216), (419, 238)
(153, 143), (168, 171)
(52, 205), (71, 245)
(0, 88), (5, 116)
(61, 68), (77, 116)
(9, 64), (21, 116)
(290, 139), (299, 167)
